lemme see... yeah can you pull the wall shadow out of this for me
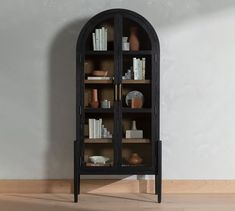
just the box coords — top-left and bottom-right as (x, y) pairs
(48, 18), (87, 179)
(47, 17), (130, 190)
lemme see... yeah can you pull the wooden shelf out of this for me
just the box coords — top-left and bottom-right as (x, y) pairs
(85, 51), (114, 55)
(122, 50), (152, 55)
(85, 80), (113, 84)
(122, 80), (151, 84)
(122, 138), (150, 143)
(84, 138), (112, 143)
(85, 163), (113, 167)
(85, 108), (114, 113)
(122, 108), (152, 113)
(84, 138), (150, 144)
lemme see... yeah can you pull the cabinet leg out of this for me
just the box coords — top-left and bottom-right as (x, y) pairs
(157, 141), (162, 203)
(74, 141), (79, 202)
(155, 174), (158, 195)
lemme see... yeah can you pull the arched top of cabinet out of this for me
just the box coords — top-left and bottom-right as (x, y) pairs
(76, 9), (159, 53)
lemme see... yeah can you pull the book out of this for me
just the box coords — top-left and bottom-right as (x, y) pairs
(101, 27), (105, 50)
(87, 76), (112, 80)
(99, 29), (102, 51)
(138, 58), (143, 80)
(133, 58), (138, 80)
(142, 57), (146, 80)
(99, 118), (102, 138)
(92, 32), (96, 51)
(95, 29), (99, 50)
(89, 119), (94, 138)
(104, 28), (107, 50)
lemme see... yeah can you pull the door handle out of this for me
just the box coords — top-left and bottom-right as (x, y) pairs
(115, 84), (118, 101)
(119, 84), (122, 101)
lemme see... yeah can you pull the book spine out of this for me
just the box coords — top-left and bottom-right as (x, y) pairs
(142, 57), (146, 80)
(87, 76), (111, 80)
(101, 27), (104, 50)
(104, 28), (107, 50)
(89, 119), (93, 139)
(99, 29), (102, 51)
(133, 57), (138, 80)
(95, 29), (99, 50)
(99, 118), (102, 138)
(138, 58), (143, 80)
(92, 33), (96, 51)
(94, 119), (96, 138)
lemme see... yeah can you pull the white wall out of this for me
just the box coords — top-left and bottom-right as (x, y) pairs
(0, 0), (235, 179)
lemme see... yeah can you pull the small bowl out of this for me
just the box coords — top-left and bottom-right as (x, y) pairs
(92, 70), (108, 77)
(89, 156), (109, 164)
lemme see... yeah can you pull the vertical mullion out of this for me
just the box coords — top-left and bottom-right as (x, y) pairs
(118, 14), (123, 168)
(115, 14), (123, 167)
(113, 15), (119, 168)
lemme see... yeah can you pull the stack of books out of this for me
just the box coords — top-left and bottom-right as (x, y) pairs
(88, 118), (112, 139)
(87, 76), (112, 80)
(133, 57), (146, 80)
(92, 27), (107, 51)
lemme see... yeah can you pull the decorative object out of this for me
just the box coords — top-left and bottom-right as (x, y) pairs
(133, 57), (146, 80)
(126, 120), (143, 139)
(128, 153), (143, 165)
(92, 27), (107, 51)
(90, 89), (99, 108)
(122, 42), (130, 51)
(89, 156), (109, 164)
(93, 70), (108, 77)
(88, 118), (112, 138)
(101, 100), (111, 108)
(131, 97), (143, 108)
(125, 90), (144, 107)
(122, 69), (132, 80)
(129, 26), (139, 51)
(122, 36), (130, 51)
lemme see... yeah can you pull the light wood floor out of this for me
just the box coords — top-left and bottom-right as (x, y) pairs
(0, 193), (235, 211)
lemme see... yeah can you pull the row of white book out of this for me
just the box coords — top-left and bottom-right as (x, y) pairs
(88, 118), (112, 139)
(92, 27), (108, 51)
(133, 57), (146, 80)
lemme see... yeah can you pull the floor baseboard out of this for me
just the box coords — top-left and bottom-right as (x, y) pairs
(0, 179), (235, 193)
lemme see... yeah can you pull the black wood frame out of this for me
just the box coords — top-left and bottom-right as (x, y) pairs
(74, 9), (161, 203)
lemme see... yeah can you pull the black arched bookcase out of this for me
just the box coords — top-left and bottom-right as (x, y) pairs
(74, 9), (162, 203)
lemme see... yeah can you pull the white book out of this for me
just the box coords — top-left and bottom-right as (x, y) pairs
(89, 119), (93, 139)
(87, 76), (111, 80)
(95, 29), (99, 50)
(101, 27), (105, 50)
(92, 33), (96, 51)
(96, 119), (99, 138)
(138, 58), (143, 80)
(94, 119), (96, 138)
(99, 118), (102, 138)
(142, 57), (146, 80)
(133, 58), (138, 80)
(104, 28), (107, 50)
(99, 29), (102, 51)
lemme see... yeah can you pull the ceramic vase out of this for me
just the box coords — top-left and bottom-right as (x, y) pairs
(128, 153), (143, 165)
(90, 89), (99, 108)
(129, 27), (139, 51)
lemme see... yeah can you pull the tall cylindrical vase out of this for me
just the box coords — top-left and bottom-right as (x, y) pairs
(90, 89), (99, 108)
(129, 27), (139, 51)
